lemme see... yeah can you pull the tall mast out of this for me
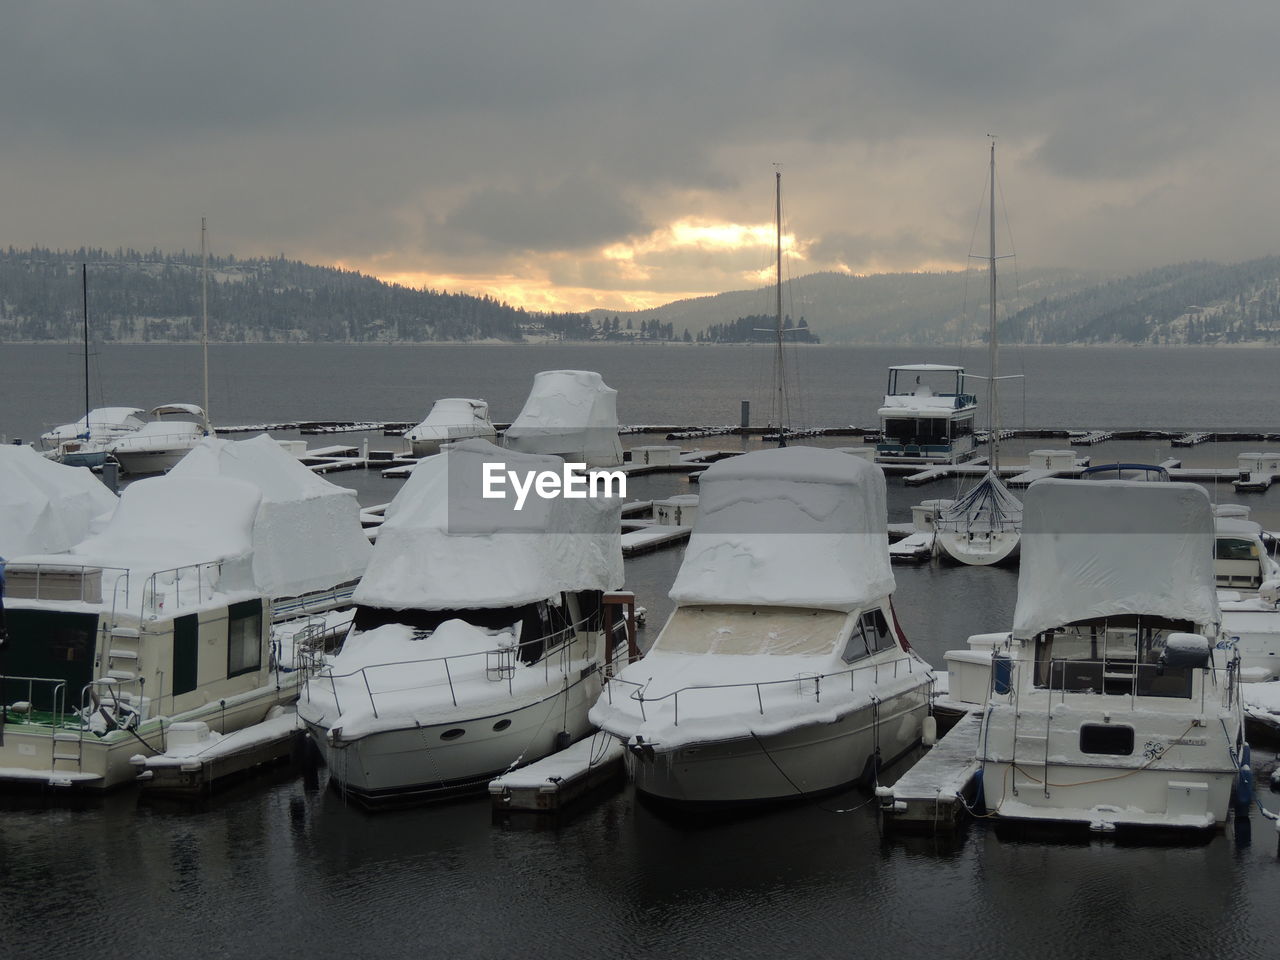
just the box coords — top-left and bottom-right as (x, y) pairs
(201, 217), (210, 431)
(775, 169), (787, 446)
(82, 263), (90, 432)
(987, 138), (1000, 473)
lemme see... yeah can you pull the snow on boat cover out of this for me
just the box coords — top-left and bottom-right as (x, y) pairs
(503, 370), (623, 467)
(353, 438), (623, 611)
(1012, 478), (1220, 640)
(669, 446), (895, 613)
(0, 444), (118, 557)
(168, 434), (371, 599)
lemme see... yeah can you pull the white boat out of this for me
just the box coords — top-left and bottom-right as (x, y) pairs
(0, 434), (372, 792)
(874, 363), (978, 465)
(42, 407), (147, 468)
(106, 403), (212, 475)
(0, 475), (292, 790)
(1214, 505), (1280, 681)
(590, 447), (933, 806)
(403, 398), (496, 456)
(935, 140), (1022, 566)
(503, 370), (624, 467)
(972, 478), (1249, 834)
(297, 439), (626, 806)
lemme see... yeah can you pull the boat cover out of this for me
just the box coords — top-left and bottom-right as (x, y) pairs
(1012, 479), (1219, 640)
(354, 439), (623, 611)
(0, 445), (118, 557)
(503, 370), (623, 467)
(669, 447), (896, 613)
(169, 435), (371, 598)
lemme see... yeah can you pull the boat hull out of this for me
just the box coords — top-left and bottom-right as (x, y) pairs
(936, 531), (1021, 566)
(625, 679), (930, 805)
(111, 447), (193, 475)
(304, 671), (601, 806)
(0, 681), (296, 792)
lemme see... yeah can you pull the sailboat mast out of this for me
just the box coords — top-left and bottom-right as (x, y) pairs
(775, 169), (787, 446)
(201, 217), (210, 431)
(987, 139), (1000, 473)
(82, 263), (90, 431)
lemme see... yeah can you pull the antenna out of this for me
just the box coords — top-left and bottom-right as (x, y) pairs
(201, 217), (210, 432)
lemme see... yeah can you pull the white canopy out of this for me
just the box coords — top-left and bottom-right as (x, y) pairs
(355, 439), (623, 611)
(69, 474), (261, 589)
(669, 447), (896, 613)
(0, 445), (118, 558)
(1012, 479), (1220, 640)
(168, 434), (371, 598)
(503, 370), (623, 467)
(404, 398), (494, 443)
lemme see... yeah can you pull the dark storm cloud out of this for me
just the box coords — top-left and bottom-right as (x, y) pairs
(3, 1), (1279, 298)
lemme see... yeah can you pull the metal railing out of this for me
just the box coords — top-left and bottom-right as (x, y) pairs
(3, 562), (129, 605)
(142, 560), (224, 617)
(601, 653), (923, 727)
(1036, 656), (1238, 712)
(305, 617), (598, 721)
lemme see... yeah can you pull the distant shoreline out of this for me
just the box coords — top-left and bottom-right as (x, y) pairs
(1, 338), (1277, 348)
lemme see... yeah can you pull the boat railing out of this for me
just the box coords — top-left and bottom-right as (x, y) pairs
(602, 654), (923, 726)
(109, 430), (202, 451)
(142, 561), (224, 617)
(2, 561), (130, 606)
(0, 676), (72, 728)
(1039, 656), (1239, 712)
(306, 617), (595, 720)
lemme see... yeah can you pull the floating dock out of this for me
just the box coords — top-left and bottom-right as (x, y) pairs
(878, 711), (984, 833)
(1068, 430), (1114, 445)
(132, 710), (305, 798)
(488, 733), (624, 814)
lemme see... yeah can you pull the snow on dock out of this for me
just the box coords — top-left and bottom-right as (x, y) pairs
(488, 733), (624, 814)
(1068, 430), (1114, 445)
(878, 711), (984, 833)
(889, 530), (935, 562)
(621, 523), (692, 556)
(1172, 432), (1212, 446)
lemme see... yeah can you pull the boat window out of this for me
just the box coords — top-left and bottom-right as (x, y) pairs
(657, 605), (848, 656)
(1216, 538), (1259, 562)
(951, 417), (973, 439)
(1079, 723), (1134, 756)
(883, 418), (914, 441)
(841, 609), (895, 663)
(0, 609), (99, 713)
(1034, 615), (1195, 696)
(227, 599), (264, 678)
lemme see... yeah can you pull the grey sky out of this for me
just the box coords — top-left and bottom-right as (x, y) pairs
(4, 1), (1277, 310)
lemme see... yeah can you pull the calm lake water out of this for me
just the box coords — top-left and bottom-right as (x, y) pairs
(2, 342), (1280, 958)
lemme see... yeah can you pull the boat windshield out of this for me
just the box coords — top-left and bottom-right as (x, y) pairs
(1032, 615), (1198, 698)
(654, 605), (847, 657)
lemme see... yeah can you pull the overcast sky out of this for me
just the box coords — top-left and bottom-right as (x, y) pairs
(4, 2), (1278, 312)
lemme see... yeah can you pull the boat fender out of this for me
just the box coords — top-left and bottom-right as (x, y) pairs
(922, 715), (938, 748)
(972, 768), (986, 812)
(992, 654), (1012, 695)
(554, 730), (572, 753)
(1236, 744), (1254, 814)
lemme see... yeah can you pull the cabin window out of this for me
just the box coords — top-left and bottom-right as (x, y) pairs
(841, 609), (896, 663)
(173, 614), (199, 696)
(1216, 538), (1259, 562)
(227, 599), (264, 678)
(0, 609), (98, 713)
(883, 418), (913, 441)
(951, 417), (973, 439)
(1079, 724), (1134, 756)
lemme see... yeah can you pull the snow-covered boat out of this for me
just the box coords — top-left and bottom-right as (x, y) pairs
(0, 437), (371, 792)
(0, 444), (117, 558)
(297, 439), (625, 806)
(973, 478), (1249, 834)
(1214, 505), (1280, 682)
(504, 370), (623, 467)
(590, 447), (933, 806)
(41, 407), (147, 468)
(403, 398), (496, 456)
(107, 403), (212, 475)
(874, 364), (978, 465)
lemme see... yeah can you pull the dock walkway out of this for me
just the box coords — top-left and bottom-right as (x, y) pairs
(879, 711), (984, 832)
(488, 733), (624, 813)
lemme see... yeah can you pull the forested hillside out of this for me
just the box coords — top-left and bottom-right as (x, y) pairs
(0, 248), (591, 343)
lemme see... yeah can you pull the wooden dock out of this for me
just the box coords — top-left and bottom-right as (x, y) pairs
(878, 711), (984, 833)
(488, 733), (624, 814)
(621, 523), (692, 556)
